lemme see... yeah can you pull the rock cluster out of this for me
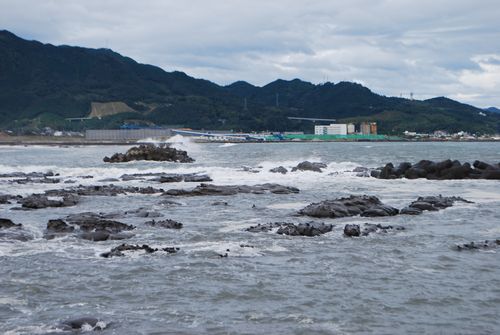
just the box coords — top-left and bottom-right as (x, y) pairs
(100, 243), (179, 258)
(164, 183), (299, 196)
(246, 221), (333, 236)
(18, 193), (79, 209)
(45, 184), (164, 197)
(370, 159), (500, 180)
(0, 194), (21, 204)
(291, 161), (327, 172)
(144, 219), (183, 229)
(269, 166), (288, 174)
(0, 218), (33, 241)
(455, 239), (500, 251)
(104, 144), (194, 163)
(343, 223), (405, 237)
(299, 195), (399, 218)
(44, 214), (135, 241)
(400, 195), (473, 215)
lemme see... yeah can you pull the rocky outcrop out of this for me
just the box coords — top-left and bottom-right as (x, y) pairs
(0, 218), (34, 241)
(104, 144), (194, 163)
(299, 195), (399, 218)
(455, 239), (500, 251)
(44, 215), (135, 241)
(0, 194), (21, 204)
(45, 184), (164, 197)
(270, 166), (288, 174)
(60, 317), (107, 331)
(400, 195), (473, 215)
(18, 193), (79, 209)
(0, 171), (57, 178)
(100, 243), (179, 258)
(370, 159), (500, 180)
(344, 223), (405, 237)
(144, 219), (183, 229)
(164, 183), (299, 196)
(246, 221), (333, 236)
(291, 161), (327, 172)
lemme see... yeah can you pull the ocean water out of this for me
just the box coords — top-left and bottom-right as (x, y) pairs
(0, 140), (499, 334)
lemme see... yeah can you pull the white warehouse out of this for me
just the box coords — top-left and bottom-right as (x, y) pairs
(314, 124), (348, 135)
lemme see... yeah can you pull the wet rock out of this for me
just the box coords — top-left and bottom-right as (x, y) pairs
(299, 195), (399, 218)
(98, 178), (120, 182)
(211, 201), (228, 206)
(60, 317), (106, 331)
(291, 161), (327, 172)
(0, 194), (22, 204)
(0, 218), (34, 241)
(240, 166), (261, 173)
(0, 171), (56, 178)
(344, 224), (361, 237)
(344, 223), (404, 237)
(45, 184), (164, 197)
(0, 218), (21, 229)
(120, 172), (165, 181)
(276, 222), (333, 237)
(184, 174), (212, 182)
(370, 159), (500, 180)
(246, 222), (283, 233)
(456, 239), (500, 251)
(401, 195), (472, 215)
(144, 219), (183, 229)
(158, 199), (182, 206)
(154, 173), (213, 183)
(270, 166), (288, 174)
(12, 177), (60, 184)
(158, 174), (184, 183)
(18, 194), (79, 209)
(104, 144), (194, 163)
(125, 207), (163, 218)
(164, 183), (299, 196)
(100, 243), (179, 258)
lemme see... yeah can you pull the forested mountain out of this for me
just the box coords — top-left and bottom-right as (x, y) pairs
(1, 30), (499, 134)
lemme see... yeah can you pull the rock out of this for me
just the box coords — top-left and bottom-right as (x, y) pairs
(299, 195), (398, 218)
(104, 144), (194, 163)
(98, 178), (120, 182)
(370, 159), (500, 180)
(276, 222), (333, 237)
(120, 172), (165, 181)
(183, 174), (212, 182)
(291, 161), (327, 172)
(144, 219), (183, 229)
(100, 243), (179, 258)
(164, 183), (299, 196)
(352, 167), (369, 173)
(211, 201), (228, 206)
(158, 174), (184, 183)
(270, 166), (288, 174)
(155, 173), (213, 183)
(19, 194), (79, 209)
(125, 208), (163, 218)
(45, 184), (164, 197)
(344, 224), (361, 237)
(401, 195), (473, 215)
(246, 221), (332, 236)
(0, 218), (21, 229)
(456, 239), (500, 251)
(12, 177), (60, 184)
(0, 171), (56, 178)
(0, 194), (21, 204)
(60, 317), (106, 331)
(44, 215), (135, 241)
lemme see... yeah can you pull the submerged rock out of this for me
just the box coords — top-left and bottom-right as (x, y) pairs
(0, 194), (22, 204)
(455, 239), (500, 251)
(164, 183), (299, 196)
(104, 144), (194, 163)
(100, 243), (179, 258)
(45, 184), (164, 197)
(0, 218), (33, 241)
(144, 219), (183, 229)
(344, 224), (361, 237)
(291, 161), (327, 173)
(299, 195), (399, 218)
(60, 317), (106, 331)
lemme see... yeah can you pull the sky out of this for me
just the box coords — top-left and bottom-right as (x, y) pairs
(1, 0), (500, 107)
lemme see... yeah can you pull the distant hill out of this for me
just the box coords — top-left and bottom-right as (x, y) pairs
(485, 107), (500, 114)
(0, 30), (499, 134)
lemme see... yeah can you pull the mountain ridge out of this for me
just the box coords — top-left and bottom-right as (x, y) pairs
(0, 30), (498, 134)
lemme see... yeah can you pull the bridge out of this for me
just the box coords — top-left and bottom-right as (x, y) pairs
(287, 117), (336, 122)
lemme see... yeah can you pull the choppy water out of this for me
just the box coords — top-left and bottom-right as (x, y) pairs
(1, 140), (499, 334)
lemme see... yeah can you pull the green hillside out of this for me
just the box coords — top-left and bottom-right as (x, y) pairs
(0, 30), (499, 134)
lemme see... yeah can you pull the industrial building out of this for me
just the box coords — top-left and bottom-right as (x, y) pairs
(360, 122), (377, 135)
(314, 124), (348, 135)
(85, 128), (171, 141)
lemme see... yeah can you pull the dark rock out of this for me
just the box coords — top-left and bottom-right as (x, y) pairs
(400, 207), (423, 215)
(0, 194), (21, 204)
(344, 224), (361, 237)
(61, 317), (105, 331)
(104, 144), (194, 163)
(401, 195), (473, 215)
(211, 201), (228, 206)
(270, 166), (288, 174)
(124, 208), (163, 218)
(164, 183), (299, 196)
(45, 184), (164, 197)
(276, 222), (333, 237)
(183, 174), (212, 182)
(158, 174), (184, 183)
(145, 219), (183, 229)
(120, 172), (165, 181)
(353, 167), (369, 173)
(291, 161), (327, 172)
(98, 178), (120, 182)
(246, 222), (283, 233)
(456, 239), (500, 251)
(0, 171), (55, 178)
(100, 243), (179, 258)
(299, 195), (398, 218)
(0, 218), (21, 229)
(12, 177), (60, 184)
(19, 194), (79, 209)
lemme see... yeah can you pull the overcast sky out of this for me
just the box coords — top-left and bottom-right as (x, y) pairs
(2, 0), (500, 107)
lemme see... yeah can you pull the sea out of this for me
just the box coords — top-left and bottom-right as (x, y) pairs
(0, 139), (499, 334)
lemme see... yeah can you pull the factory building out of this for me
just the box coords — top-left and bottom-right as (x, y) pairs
(347, 123), (356, 134)
(314, 124), (348, 135)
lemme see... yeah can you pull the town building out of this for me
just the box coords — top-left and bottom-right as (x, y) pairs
(314, 124), (348, 135)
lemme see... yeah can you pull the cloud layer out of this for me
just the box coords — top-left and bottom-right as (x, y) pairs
(2, 0), (500, 106)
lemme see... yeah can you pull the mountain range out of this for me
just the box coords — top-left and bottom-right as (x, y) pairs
(1, 30), (499, 134)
